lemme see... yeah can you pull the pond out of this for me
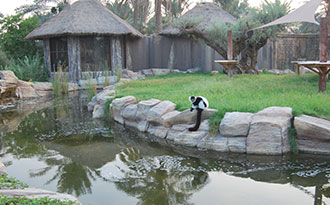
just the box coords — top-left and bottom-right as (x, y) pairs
(1, 93), (330, 205)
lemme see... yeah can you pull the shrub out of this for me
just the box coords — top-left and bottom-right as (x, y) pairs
(1, 54), (49, 82)
(86, 72), (97, 101)
(52, 66), (68, 96)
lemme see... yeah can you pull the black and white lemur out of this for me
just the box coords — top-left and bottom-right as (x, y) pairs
(188, 96), (209, 131)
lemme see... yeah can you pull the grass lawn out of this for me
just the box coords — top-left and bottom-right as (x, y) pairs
(116, 72), (330, 132)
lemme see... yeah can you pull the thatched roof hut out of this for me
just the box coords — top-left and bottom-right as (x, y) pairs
(26, 0), (142, 40)
(26, 0), (143, 82)
(161, 2), (237, 36)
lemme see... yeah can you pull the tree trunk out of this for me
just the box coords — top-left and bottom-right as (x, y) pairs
(319, 67), (328, 92)
(133, 0), (139, 26)
(238, 46), (259, 74)
(155, 0), (162, 33)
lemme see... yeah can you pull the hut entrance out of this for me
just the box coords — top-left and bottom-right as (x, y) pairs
(80, 36), (111, 79)
(50, 37), (68, 72)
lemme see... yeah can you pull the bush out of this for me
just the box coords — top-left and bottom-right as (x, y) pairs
(86, 73), (97, 101)
(0, 14), (41, 60)
(1, 54), (49, 82)
(0, 50), (9, 68)
(52, 65), (68, 96)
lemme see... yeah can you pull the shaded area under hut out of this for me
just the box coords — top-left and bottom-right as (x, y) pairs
(26, 0), (142, 82)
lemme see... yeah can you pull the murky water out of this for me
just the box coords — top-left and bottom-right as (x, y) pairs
(1, 93), (330, 205)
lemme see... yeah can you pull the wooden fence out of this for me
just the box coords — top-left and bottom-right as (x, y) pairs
(126, 34), (329, 72)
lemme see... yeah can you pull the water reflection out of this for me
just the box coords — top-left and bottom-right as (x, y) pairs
(1, 94), (330, 204)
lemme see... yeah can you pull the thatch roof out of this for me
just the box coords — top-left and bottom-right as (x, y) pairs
(26, 0), (143, 40)
(161, 2), (237, 36)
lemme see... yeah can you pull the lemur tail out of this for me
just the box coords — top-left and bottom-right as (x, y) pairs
(189, 109), (203, 132)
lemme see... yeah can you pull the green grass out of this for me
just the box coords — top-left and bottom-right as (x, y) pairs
(115, 72), (330, 132)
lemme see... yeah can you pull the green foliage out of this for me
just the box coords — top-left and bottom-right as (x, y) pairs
(0, 194), (75, 205)
(104, 95), (125, 119)
(116, 72), (330, 133)
(52, 66), (68, 96)
(86, 73), (97, 102)
(0, 174), (29, 189)
(106, 0), (133, 24)
(0, 14), (40, 60)
(207, 0), (289, 49)
(0, 50), (10, 68)
(113, 67), (122, 83)
(214, 0), (249, 18)
(1, 54), (49, 82)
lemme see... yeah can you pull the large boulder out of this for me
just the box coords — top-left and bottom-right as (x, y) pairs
(95, 89), (116, 104)
(219, 112), (253, 137)
(147, 100), (176, 124)
(166, 121), (209, 147)
(31, 82), (53, 97)
(147, 124), (170, 139)
(134, 99), (161, 132)
(16, 80), (38, 98)
(0, 71), (18, 98)
(0, 70), (18, 86)
(141, 69), (154, 77)
(92, 104), (105, 119)
(161, 108), (217, 127)
(121, 104), (138, 120)
(110, 96), (136, 123)
(227, 137), (246, 153)
(295, 115), (330, 154)
(198, 134), (228, 152)
(247, 107), (292, 155)
(151, 68), (170, 76)
(136, 99), (161, 120)
(167, 124), (208, 147)
(122, 69), (138, 80)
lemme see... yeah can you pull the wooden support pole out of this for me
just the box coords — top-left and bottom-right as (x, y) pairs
(68, 36), (81, 82)
(319, 17), (328, 92)
(227, 30), (234, 78)
(227, 30), (233, 60)
(43, 38), (51, 74)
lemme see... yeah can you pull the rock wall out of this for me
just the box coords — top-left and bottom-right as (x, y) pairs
(109, 96), (297, 155)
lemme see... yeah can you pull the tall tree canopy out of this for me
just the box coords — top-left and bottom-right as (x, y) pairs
(174, 0), (290, 73)
(0, 14), (40, 59)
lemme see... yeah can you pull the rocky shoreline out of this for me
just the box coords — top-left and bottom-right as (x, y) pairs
(87, 68), (330, 155)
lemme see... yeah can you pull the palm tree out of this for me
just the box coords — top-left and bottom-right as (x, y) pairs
(155, 0), (162, 33)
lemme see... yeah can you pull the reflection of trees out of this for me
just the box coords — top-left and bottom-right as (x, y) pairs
(29, 155), (97, 197)
(101, 147), (209, 205)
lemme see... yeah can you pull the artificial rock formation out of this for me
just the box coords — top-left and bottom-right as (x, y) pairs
(247, 107), (292, 155)
(295, 115), (330, 155)
(109, 96), (298, 155)
(0, 71), (18, 99)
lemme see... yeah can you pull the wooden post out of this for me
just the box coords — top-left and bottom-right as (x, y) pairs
(227, 30), (233, 78)
(319, 17), (328, 92)
(43, 38), (51, 73)
(68, 36), (81, 82)
(227, 30), (233, 60)
(111, 37), (123, 70)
